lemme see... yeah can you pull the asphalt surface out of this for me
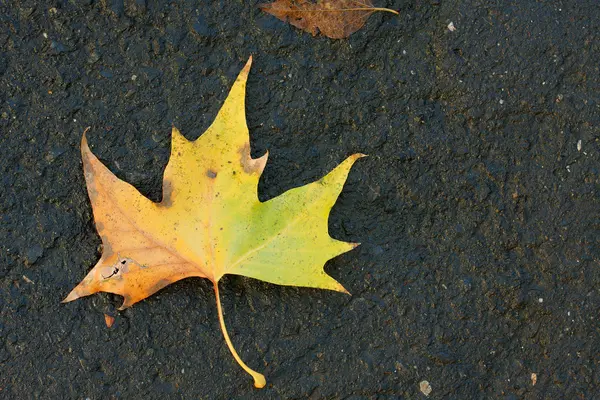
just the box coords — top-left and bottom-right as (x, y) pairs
(1, 0), (599, 399)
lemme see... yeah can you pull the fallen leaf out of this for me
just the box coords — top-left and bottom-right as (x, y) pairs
(104, 314), (115, 328)
(63, 57), (364, 388)
(260, 0), (398, 39)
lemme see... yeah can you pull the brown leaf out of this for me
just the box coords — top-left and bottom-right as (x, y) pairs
(259, 0), (398, 39)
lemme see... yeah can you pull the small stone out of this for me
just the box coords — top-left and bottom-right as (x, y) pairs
(21, 7), (35, 18)
(140, 66), (161, 81)
(0, 346), (9, 362)
(100, 69), (113, 79)
(447, 22), (456, 32)
(7, 332), (18, 344)
(420, 380), (432, 396)
(519, 139), (530, 150)
(531, 372), (537, 385)
(430, 350), (455, 365)
(25, 245), (44, 265)
(193, 15), (216, 37)
(51, 41), (68, 53)
(87, 51), (101, 64)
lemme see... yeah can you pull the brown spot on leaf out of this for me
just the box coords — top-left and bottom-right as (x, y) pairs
(238, 143), (268, 175)
(162, 179), (173, 207)
(149, 278), (172, 296)
(86, 185), (99, 202)
(119, 259), (130, 273)
(100, 240), (111, 255)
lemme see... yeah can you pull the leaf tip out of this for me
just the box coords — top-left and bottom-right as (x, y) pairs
(81, 127), (98, 169)
(338, 283), (351, 295)
(81, 127), (91, 150)
(171, 125), (182, 137)
(242, 55), (253, 76)
(170, 125), (193, 150)
(62, 289), (80, 304)
(63, 278), (101, 304)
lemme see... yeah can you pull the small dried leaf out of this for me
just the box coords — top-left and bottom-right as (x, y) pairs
(260, 0), (398, 39)
(104, 314), (115, 328)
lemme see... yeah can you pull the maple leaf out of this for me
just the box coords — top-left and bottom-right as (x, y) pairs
(259, 0), (398, 39)
(63, 57), (364, 388)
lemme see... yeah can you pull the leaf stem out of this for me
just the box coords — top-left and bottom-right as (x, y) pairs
(213, 281), (266, 389)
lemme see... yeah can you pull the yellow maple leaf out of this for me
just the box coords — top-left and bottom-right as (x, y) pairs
(63, 56), (364, 388)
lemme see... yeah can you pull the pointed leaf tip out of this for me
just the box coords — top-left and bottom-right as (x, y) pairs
(338, 283), (351, 295)
(61, 290), (78, 303)
(171, 125), (183, 139)
(241, 56), (253, 77)
(81, 127), (90, 148)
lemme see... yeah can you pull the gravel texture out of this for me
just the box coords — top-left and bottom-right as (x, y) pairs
(1, 0), (599, 398)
